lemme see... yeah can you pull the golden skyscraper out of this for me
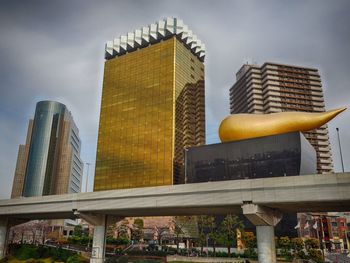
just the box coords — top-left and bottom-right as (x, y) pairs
(94, 18), (205, 191)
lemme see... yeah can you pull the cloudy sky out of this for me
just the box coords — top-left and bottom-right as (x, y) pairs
(1, 0), (349, 199)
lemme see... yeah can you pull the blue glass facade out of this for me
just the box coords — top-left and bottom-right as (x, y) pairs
(22, 101), (83, 197)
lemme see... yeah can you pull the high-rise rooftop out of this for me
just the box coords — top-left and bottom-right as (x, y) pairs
(104, 17), (205, 61)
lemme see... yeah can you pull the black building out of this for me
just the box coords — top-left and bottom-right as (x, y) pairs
(185, 132), (316, 183)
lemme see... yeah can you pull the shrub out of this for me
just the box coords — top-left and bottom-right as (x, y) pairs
(52, 247), (75, 262)
(126, 250), (167, 257)
(68, 236), (81, 244)
(106, 257), (163, 263)
(36, 245), (52, 259)
(106, 237), (130, 245)
(308, 249), (323, 263)
(67, 254), (89, 263)
(25, 260), (47, 263)
(243, 248), (258, 259)
(14, 244), (39, 260)
(297, 250), (307, 259)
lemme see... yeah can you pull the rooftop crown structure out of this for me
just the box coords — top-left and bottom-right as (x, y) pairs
(104, 17), (205, 62)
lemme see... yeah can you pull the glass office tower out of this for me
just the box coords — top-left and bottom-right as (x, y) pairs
(11, 101), (84, 197)
(94, 17), (205, 191)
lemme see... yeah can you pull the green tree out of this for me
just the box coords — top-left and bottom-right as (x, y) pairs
(117, 219), (130, 239)
(106, 223), (117, 239)
(305, 238), (322, 263)
(279, 236), (291, 248)
(197, 215), (215, 254)
(291, 237), (304, 250)
(155, 226), (169, 245)
(308, 248), (323, 263)
(242, 232), (256, 250)
(132, 218), (144, 242)
(304, 238), (320, 249)
(73, 225), (83, 237)
(291, 237), (304, 258)
(172, 217), (184, 251)
(205, 216), (218, 254)
(217, 214), (244, 256)
(278, 236), (292, 259)
(242, 231), (257, 259)
(196, 215), (218, 253)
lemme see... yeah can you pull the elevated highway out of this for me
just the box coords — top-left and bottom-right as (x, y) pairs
(1, 173), (350, 263)
(1, 173), (349, 219)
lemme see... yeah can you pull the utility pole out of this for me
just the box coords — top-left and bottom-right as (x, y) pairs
(85, 162), (91, 192)
(336, 128), (345, 172)
(84, 162), (92, 250)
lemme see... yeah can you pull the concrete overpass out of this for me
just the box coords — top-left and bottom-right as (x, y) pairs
(1, 173), (350, 263)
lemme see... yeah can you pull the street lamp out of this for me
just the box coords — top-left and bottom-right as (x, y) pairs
(85, 162), (91, 193)
(336, 128), (345, 172)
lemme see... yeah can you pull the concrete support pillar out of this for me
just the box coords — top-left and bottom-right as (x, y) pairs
(242, 203), (282, 263)
(256, 225), (276, 263)
(73, 212), (123, 263)
(91, 221), (106, 263)
(74, 212), (107, 263)
(0, 218), (8, 259)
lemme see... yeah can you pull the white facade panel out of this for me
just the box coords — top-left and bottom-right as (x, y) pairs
(105, 17), (205, 61)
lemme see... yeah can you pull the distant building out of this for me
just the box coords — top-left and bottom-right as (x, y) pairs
(298, 213), (349, 252)
(94, 17), (205, 191)
(230, 62), (333, 174)
(11, 101), (83, 198)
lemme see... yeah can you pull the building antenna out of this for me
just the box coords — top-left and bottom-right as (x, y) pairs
(336, 128), (345, 172)
(85, 162), (91, 192)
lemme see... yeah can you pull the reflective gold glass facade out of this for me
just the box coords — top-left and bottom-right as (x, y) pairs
(94, 36), (205, 191)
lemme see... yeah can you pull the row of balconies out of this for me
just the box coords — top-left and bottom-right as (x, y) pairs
(248, 99), (264, 108)
(316, 135), (330, 141)
(247, 105), (264, 112)
(262, 81), (323, 98)
(318, 158), (333, 164)
(262, 64), (319, 75)
(264, 90), (325, 104)
(319, 164), (334, 171)
(261, 72), (321, 85)
(319, 152), (332, 158)
(318, 146), (332, 153)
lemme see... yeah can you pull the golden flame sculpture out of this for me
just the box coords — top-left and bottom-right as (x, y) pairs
(219, 108), (346, 143)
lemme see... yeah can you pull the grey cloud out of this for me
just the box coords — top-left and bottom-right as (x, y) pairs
(1, 0), (350, 198)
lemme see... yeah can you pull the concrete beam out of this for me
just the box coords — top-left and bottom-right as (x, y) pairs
(73, 211), (105, 226)
(242, 203), (282, 226)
